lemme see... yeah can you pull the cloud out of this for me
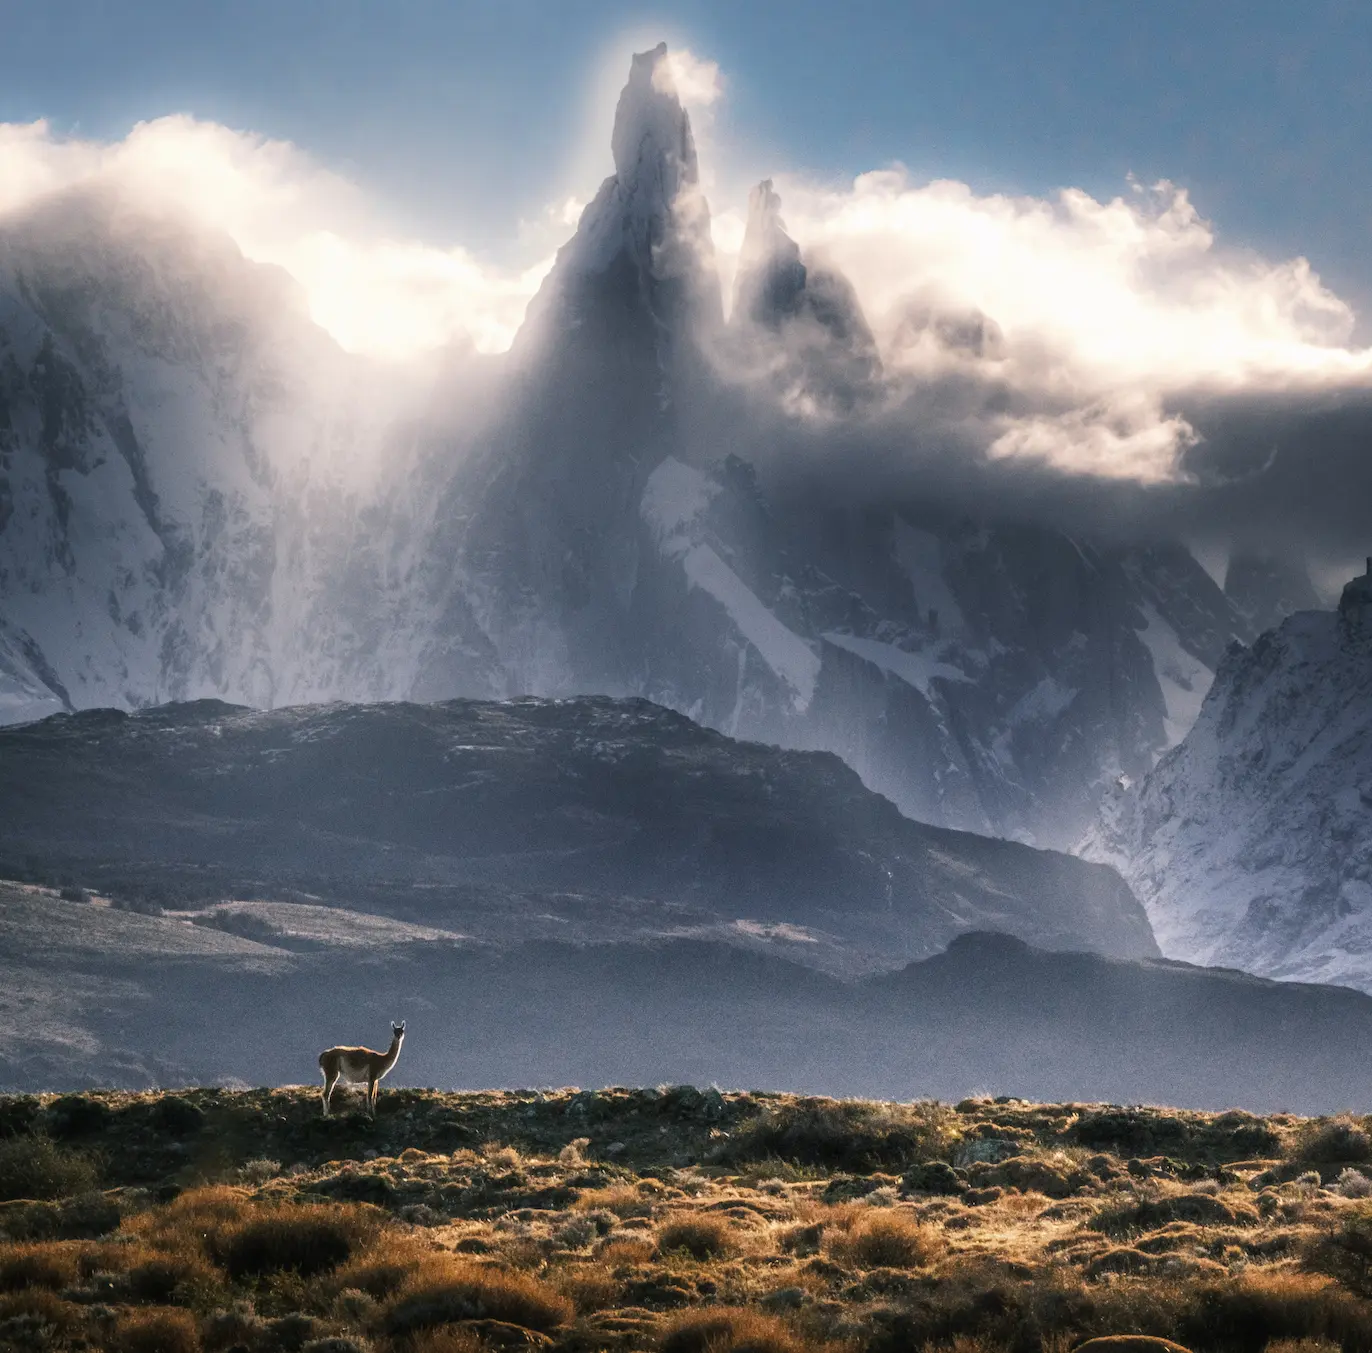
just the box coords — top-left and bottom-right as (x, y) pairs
(4, 50), (1372, 559)
(710, 169), (1372, 486)
(657, 49), (724, 108)
(0, 116), (551, 360)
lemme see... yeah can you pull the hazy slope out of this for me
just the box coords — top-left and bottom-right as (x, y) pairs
(0, 695), (1155, 968)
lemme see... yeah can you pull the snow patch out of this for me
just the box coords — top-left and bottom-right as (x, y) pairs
(821, 631), (967, 699)
(640, 455), (718, 557)
(1135, 603), (1213, 746)
(681, 544), (820, 712)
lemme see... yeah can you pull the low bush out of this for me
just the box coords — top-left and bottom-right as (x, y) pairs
(655, 1213), (736, 1261)
(127, 1253), (221, 1305)
(1306, 1203), (1372, 1296)
(659, 1306), (803, 1353)
(715, 1098), (959, 1172)
(0, 1135), (98, 1201)
(0, 1242), (82, 1291)
(384, 1264), (573, 1337)
(220, 1205), (380, 1281)
(1290, 1116), (1372, 1165)
(112, 1306), (201, 1353)
(824, 1210), (944, 1270)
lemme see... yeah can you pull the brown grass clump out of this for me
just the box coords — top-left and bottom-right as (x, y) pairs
(1289, 1115), (1372, 1165)
(1171, 1269), (1372, 1350)
(0, 1135), (98, 1201)
(218, 1202), (382, 1281)
(824, 1210), (944, 1270)
(655, 1213), (737, 1261)
(407, 1330), (488, 1353)
(659, 1306), (803, 1353)
(0, 1241), (82, 1291)
(127, 1186), (251, 1255)
(553, 1262), (623, 1314)
(594, 1235), (656, 1266)
(126, 1253), (221, 1305)
(111, 1306), (201, 1353)
(717, 1098), (959, 1172)
(0, 1287), (84, 1340)
(575, 1184), (655, 1219)
(384, 1262), (574, 1337)
(1090, 1189), (1257, 1237)
(1305, 1202), (1372, 1296)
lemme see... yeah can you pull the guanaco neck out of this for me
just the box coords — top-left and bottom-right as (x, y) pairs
(379, 1032), (404, 1074)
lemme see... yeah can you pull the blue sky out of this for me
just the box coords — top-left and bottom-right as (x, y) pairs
(4, 0), (1371, 319)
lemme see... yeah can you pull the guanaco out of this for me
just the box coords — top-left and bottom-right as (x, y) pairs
(318, 1021), (406, 1118)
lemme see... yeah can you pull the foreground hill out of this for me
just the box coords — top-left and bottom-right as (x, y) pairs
(0, 695), (1154, 975)
(3, 1085), (1372, 1352)
(4, 878), (1372, 1111)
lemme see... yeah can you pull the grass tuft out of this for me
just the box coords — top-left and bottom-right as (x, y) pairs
(384, 1263), (573, 1336)
(655, 1213), (737, 1261)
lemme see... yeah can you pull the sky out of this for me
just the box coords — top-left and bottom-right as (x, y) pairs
(3, 0), (1371, 326)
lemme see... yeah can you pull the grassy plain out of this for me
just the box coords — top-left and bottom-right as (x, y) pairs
(1, 1086), (1371, 1352)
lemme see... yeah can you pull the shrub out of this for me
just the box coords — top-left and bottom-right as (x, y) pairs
(0, 1287), (83, 1339)
(220, 1206), (380, 1281)
(575, 1185), (653, 1219)
(1307, 1204), (1372, 1296)
(1290, 1116), (1372, 1165)
(112, 1306), (201, 1353)
(0, 1135), (98, 1201)
(127, 1254), (220, 1305)
(655, 1214), (736, 1261)
(659, 1306), (802, 1353)
(824, 1211), (943, 1270)
(238, 1159), (282, 1185)
(1336, 1168), (1372, 1199)
(406, 1332), (486, 1353)
(553, 1264), (621, 1315)
(715, 1098), (959, 1172)
(0, 1242), (81, 1291)
(384, 1264), (573, 1337)
(45, 1094), (112, 1139)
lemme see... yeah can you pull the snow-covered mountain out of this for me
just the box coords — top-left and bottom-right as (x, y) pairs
(0, 43), (1291, 847)
(1084, 563), (1372, 989)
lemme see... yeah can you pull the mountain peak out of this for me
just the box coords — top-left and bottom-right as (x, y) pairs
(734, 178), (806, 325)
(610, 43), (699, 205)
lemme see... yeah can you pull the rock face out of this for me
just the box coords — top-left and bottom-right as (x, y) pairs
(0, 695), (1158, 969)
(1084, 569), (1372, 989)
(0, 44), (1272, 848)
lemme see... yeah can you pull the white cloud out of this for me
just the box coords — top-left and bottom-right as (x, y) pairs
(0, 116), (551, 360)
(656, 49), (724, 108)
(757, 169), (1371, 392)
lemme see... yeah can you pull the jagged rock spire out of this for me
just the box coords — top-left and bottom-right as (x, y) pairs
(734, 178), (807, 325)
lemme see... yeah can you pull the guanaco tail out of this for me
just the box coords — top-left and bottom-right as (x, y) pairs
(318, 1020), (406, 1118)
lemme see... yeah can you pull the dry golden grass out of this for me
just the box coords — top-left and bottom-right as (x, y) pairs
(552, 1260), (624, 1313)
(656, 1212), (739, 1260)
(659, 1305), (808, 1353)
(407, 1329), (488, 1353)
(0, 1240), (83, 1292)
(823, 1209), (944, 1269)
(383, 1259), (574, 1337)
(10, 1088), (1372, 1353)
(575, 1183), (656, 1218)
(111, 1306), (201, 1353)
(593, 1234), (656, 1266)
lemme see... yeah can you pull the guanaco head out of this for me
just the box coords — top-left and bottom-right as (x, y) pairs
(392, 1021), (406, 1039)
